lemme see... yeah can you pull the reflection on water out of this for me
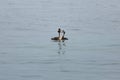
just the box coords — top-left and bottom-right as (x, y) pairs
(57, 40), (68, 73)
(57, 40), (66, 54)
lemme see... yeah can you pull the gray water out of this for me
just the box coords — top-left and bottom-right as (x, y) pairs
(0, 0), (120, 80)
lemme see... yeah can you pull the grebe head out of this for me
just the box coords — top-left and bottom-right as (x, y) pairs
(58, 28), (61, 33)
(57, 28), (61, 37)
(62, 30), (65, 34)
(62, 30), (65, 38)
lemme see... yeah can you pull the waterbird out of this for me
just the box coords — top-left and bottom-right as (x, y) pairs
(51, 28), (68, 41)
(61, 30), (68, 40)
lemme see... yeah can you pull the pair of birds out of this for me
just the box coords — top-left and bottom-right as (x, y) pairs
(51, 28), (68, 40)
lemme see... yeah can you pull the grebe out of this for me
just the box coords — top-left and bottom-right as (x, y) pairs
(62, 30), (68, 40)
(51, 28), (62, 40)
(51, 28), (68, 40)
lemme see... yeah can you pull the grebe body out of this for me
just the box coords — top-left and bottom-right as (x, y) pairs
(51, 37), (68, 40)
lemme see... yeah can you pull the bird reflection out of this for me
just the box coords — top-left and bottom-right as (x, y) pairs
(57, 40), (68, 72)
(57, 40), (66, 54)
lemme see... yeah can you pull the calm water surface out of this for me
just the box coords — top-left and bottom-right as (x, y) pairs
(0, 0), (120, 80)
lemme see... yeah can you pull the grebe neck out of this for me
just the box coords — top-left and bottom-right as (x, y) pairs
(59, 35), (62, 40)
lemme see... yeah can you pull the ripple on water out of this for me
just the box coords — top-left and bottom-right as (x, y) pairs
(0, 52), (8, 54)
(70, 28), (81, 31)
(107, 44), (120, 47)
(20, 60), (59, 65)
(21, 75), (42, 78)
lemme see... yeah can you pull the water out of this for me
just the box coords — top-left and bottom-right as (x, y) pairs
(0, 0), (120, 80)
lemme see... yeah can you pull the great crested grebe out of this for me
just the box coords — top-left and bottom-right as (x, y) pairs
(62, 30), (68, 40)
(51, 28), (68, 40)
